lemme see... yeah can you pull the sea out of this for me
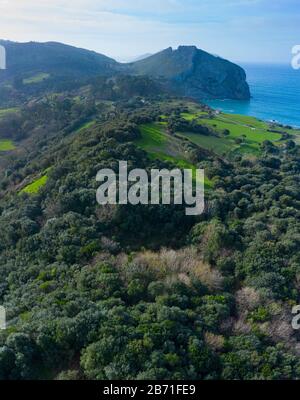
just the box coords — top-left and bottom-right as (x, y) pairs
(204, 63), (300, 128)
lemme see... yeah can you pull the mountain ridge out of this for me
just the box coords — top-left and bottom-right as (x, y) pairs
(0, 40), (250, 100)
(0, 40), (117, 78)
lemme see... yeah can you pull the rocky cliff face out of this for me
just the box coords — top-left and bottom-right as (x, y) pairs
(130, 46), (250, 100)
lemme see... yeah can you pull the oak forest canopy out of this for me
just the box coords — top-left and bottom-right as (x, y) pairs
(0, 35), (299, 382)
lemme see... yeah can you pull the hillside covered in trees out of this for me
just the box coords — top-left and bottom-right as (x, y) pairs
(0, 65), (299, 380)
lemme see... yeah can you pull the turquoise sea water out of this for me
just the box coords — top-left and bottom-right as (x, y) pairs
(205, 64), (300, 128)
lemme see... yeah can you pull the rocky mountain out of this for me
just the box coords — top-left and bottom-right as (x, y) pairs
(0, 41), (250, 100)
(130, 46), (250, 100)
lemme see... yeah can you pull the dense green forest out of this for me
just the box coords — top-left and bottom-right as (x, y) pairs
(0, 73), (299, 380)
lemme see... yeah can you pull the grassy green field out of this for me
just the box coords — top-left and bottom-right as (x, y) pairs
(0, 109), (18, 151)
(75, 120), (96, 134)
(177, 131), (237, 156)
(21, 175), (48, 194)
(135, 124), (167, 152)
(136, 123), (199, 166)
(134, 101), (300, 185)
(23, 73), (50, 85)
(179, 107), (300, 157)
(0, 139), (15, 151)
(0, 108), (19, 118)
(135, 123), (211, 187)
(201, 115), (280, 142)
(181, 111), (207, 121)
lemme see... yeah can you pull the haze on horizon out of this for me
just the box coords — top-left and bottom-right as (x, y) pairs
(0, 0), (299, 64)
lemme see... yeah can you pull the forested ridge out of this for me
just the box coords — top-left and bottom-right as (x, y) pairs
(0, 77), (299, 380)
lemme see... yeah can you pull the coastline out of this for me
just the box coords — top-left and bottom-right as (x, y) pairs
(204, 98), (300, 130)
(204, 63), (300, 129)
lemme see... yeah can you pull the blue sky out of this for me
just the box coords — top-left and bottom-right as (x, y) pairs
(0, 0), (299, 63)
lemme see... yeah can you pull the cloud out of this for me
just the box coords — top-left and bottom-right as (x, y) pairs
(0, 0), (299, 62)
